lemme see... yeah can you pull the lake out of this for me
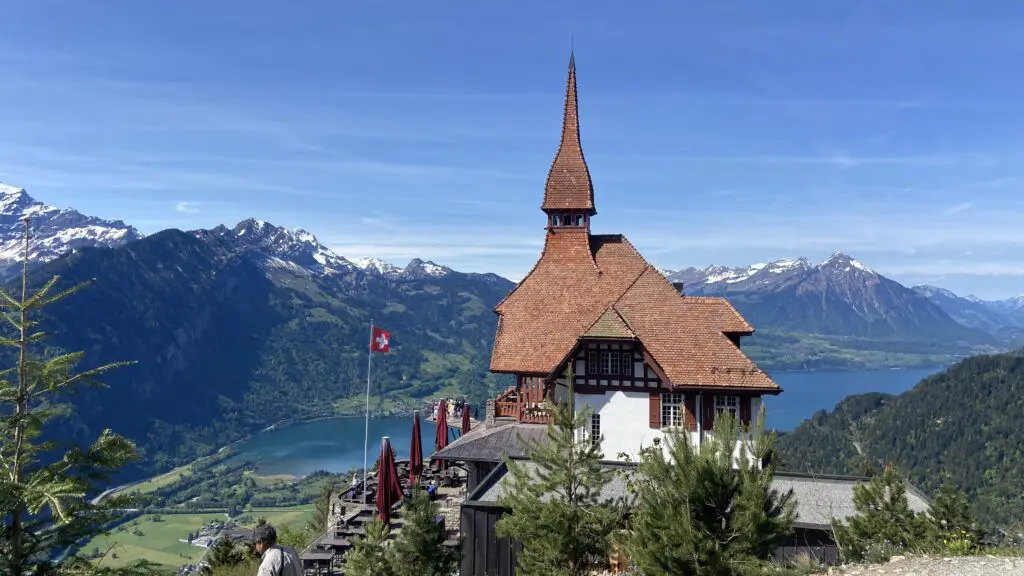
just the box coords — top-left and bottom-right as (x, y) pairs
(229, 366), (942, 477)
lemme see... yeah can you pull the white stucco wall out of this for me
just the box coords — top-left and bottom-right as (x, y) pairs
(575, 390), (763, 467)
(574, 390), (699, 463)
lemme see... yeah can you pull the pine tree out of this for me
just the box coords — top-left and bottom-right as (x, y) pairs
(928, 474), (980, 551)
(625, 407), (795, 576)
(276, 524), (313, 551)
(345, 517), (393, 576)
(494, 366), (627, 576)
(305, 481), (334, 535)
(207, 536), (246, 568)
(389, 489), (457, 576)
(0, 218), (139, 575)
(833, 466), (933, 561)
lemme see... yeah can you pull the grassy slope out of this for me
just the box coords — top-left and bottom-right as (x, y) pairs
(82, 506), (314, 568)
(84, 513), (227, 568)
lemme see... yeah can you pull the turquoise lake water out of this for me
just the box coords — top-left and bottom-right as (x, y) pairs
(229, 366), (943, 477)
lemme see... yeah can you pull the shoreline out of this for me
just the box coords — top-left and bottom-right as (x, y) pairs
(104, 366), (943, 501)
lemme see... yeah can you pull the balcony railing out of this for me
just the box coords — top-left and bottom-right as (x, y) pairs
(493, 385), (552, 424)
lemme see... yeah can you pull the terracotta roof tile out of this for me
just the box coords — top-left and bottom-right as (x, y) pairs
(613, 268), (777, 390)
(583, 308), (636, 339)
(490, 231), (778, 391)
(678, 296), (753, 334)
(491, 230), (645, 374)
(541, 53), (595, 214)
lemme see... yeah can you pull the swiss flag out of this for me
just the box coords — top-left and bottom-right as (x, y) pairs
(370, 326), (392, 353)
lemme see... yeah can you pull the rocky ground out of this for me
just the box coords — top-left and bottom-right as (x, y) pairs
(817, 554), (1024, 576)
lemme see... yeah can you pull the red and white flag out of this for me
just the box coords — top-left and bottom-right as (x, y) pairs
(370, 326), (392, 353)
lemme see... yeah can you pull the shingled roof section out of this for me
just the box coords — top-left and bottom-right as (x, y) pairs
(583, 308), (636, 339)
(467, 462), (930, 532)
(491, 232), (777, 391)
(541, 52), (595, 214)
(491, 231), (646, 375)
(432, 421), (548, 462)
(613, 268), (776, 390)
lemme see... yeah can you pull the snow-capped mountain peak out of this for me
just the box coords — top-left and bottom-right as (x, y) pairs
(0, 182), (143, 267)
(663, 252), (884, 294)
(820, 251), (875, 274)
(912, 284), (959, 300)
(764, 257), (810, 274)
(218, 219), (456, 281)
(664, 257), (811, 288)
(351, 256), (402, 276)
(227, 218), (354, 275)
(403, 258), (452, 278)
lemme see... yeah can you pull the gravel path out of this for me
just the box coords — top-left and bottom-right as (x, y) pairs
(818, 555), (1024, 576)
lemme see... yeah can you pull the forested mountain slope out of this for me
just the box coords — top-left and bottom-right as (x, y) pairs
(19, 226), (513, 475)
(778, 349), (1024, 526)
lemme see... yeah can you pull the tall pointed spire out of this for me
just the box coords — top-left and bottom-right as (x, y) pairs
(542, 51), (596, 216)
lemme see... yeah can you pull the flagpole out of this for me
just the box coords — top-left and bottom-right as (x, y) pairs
(363, 318), (373, 505)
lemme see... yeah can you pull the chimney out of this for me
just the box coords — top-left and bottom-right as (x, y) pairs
(485, 399), (496, 427)
(672, 281), (685, 295)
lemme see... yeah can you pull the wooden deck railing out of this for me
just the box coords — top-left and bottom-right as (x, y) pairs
(494, 400), (519, 419)
(490, 378), (554, 424)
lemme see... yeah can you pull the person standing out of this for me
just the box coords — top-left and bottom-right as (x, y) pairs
(253, 523), (302, 576)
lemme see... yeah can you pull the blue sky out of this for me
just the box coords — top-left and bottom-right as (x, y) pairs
(2, 1), (1024, 298)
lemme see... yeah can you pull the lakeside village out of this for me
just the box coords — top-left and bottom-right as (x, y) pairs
(95, 54), (948, 575)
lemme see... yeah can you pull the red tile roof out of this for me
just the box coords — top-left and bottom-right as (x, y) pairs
(583, 308), (636, 339)
(541, 52), (595, 214)
(491, 232), (777, 390)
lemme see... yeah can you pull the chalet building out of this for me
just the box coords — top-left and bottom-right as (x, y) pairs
(433, 54), (931, 575)
(435, 52), (779, 481)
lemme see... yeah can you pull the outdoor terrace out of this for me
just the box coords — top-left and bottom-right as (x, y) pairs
(299, 458), (466, 575)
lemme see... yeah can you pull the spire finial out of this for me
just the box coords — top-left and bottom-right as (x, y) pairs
(541, 51), (596, 217)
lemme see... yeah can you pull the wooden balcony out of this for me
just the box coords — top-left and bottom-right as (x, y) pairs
(492, 380), (552, 424)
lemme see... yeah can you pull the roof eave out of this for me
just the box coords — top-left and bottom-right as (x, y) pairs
(669, 384), (784, 395)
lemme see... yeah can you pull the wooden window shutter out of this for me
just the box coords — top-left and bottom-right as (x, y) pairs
(684, 396), (697, 431)
(739, 396), (751, 428)
(702, 395), (715, 431)
(648, 392), (661, 429)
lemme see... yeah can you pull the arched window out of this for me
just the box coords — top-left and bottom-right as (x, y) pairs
(562, 214), (571, 226)
(551, 214), (560, 226)
(575, 214), (585, 226)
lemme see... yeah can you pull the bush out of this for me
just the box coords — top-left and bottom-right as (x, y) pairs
(833, 467), (934, 562)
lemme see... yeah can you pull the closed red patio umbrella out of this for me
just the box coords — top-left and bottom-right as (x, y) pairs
(376, 436), (403, 525)
(409, 411), (423, 487)
(434, 399), (449, 469)
(461, 404), (471, 436)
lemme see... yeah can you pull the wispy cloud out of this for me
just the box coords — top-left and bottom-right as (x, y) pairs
(944, 202), (973, 215)
(600, 153), (1001, 168)
(176, 201), (199, 214)
(881, 262), (1024, 278)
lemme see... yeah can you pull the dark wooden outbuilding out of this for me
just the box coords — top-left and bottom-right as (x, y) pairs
(458, 460), (931, 576)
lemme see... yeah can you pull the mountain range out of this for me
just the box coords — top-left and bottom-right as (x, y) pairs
(666, 255), (1017, 344)
(910, 284), (1024, 342)
(0, 183), (513, 475)
(4, 179), (1019, 350)
(1, 180), (1021, 472)
(0, 183), (142, 278)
